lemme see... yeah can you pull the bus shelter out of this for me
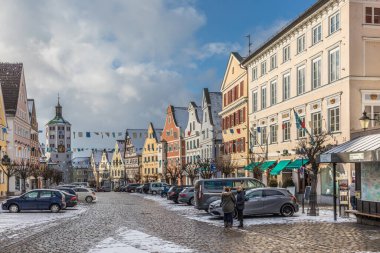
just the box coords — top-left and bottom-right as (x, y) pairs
(320, 134), (380, 225)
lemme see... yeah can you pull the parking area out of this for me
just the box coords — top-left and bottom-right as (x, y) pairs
(0, 192), (379, 253)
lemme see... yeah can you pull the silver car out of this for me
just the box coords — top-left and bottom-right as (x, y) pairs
(208, 188), (299, 217)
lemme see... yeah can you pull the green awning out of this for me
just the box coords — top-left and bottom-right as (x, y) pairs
(244, 162), (259, 170)
(259, 161), (276, 171)
(270, 160), (291, 175)
(286, 159), (309, 169)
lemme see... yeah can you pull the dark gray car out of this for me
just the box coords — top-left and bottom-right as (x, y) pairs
(178, 187), (194, 205)
(208, 188), (299, 217)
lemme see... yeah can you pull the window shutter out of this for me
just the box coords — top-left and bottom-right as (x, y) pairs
(236, 85), (239, 99)
(224, 94), (227, 106)
(240, 81), (244, 97)
(242, 137), (246, 152)
(243, 107), (246, 123)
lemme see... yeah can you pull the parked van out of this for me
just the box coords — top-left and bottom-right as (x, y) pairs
(148, 182), (168, 195)
(194, 177), (265, 211)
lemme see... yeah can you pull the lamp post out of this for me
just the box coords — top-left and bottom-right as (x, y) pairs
(359, 111), (380, 130)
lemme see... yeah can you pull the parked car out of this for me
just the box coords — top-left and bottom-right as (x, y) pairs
(208, 188), (299, 217)
(126, 184), (141, 193)
(194, 177), (265, 211)
(61, 191), (78, 208)
(178, 187), (195, 205)
(142, 183), (150, 194)
(148, 182), (168, 195)
(73, 187), (97, 203)
(97, 186), (111, 192)
(56, 187), (77, 197)
(119, 186), (126, 192)
(167, 185), (191, 203)
(1, 189), (66, 213)
(59, 185), (77, 189)
(136, 185), (144, 193)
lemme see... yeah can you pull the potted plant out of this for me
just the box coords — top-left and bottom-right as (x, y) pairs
(282, 178), (296, 195)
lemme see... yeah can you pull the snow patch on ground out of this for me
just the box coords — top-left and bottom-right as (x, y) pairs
(137, 193), (356, 227)
(0, 204), (88, 234)
(89, 228), (194, 253)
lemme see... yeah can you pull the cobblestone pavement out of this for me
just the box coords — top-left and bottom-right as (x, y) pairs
(0, 192), (379, 253)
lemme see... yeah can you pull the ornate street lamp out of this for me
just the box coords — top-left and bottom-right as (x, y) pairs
(359, 111), (371, 130)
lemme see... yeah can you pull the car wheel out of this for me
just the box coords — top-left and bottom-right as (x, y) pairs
(9, 204), (19, 213)
(86, 196), (93, 203)
(174, 200), (179, 204)
(281, 204), (294, 217)
(188, 197), (194, 206)
(152, 191), (157, 195)
(50, 204), (60, 213)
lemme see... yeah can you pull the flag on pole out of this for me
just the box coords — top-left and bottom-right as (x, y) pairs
(112, 132), (116, 138)
(105, 132), (110, 137)
(293, 108), (314, 143)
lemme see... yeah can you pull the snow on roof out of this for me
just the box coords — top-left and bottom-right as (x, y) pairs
(173, 107), (189, 131)
(195, 106), (203, 123)
(92, 150), (103, 164)
(71, 157), (91, 168)
(116, 140), (125, 154)
(209, 92), (222, 127)
(126, 129), (148, 155)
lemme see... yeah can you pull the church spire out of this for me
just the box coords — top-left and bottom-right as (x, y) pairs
(56, 93), (62, 118)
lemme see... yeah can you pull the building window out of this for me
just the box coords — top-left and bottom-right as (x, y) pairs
(261, 61), (267, 76)
(297, 34), (305, 54)
(297, 116), (306, 139)
(366, 7), (380, 24)
(363, 103), (380, 128)
(329, 12), (340, 34)
(270, 80), (277, 105)
(282, 121), (290, 141)
(329, 47), (340, 83)
(283, 45), (290, 63)
(312, 112), (322, 135)
(312, 57), (321, 89)
(251, 130), (257, 147)
(252, 67), (258, 81)
(261, 127), (267, 145)
(270, 54), (277, 70)
(312, 24), (322, 45)
(283, 73), (290, 101)
(252, 91), (258, 113)
(297, 66), (305, 95)
(329, 107), (340, 133)
(270, 125), (277, 144)
(261, 86), (267, 109)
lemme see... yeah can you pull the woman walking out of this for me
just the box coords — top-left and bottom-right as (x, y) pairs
(221, 187), (236, 228)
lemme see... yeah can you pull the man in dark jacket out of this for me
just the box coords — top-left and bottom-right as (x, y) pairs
(236, 186), (245, 228)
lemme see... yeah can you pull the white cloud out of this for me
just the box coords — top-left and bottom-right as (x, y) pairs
(0, 0), (218, 149)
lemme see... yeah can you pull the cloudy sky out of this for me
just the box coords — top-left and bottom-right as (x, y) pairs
(0, 0), (315, 149)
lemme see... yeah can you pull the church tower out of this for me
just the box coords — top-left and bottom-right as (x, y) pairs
(45, 95), (72, 182)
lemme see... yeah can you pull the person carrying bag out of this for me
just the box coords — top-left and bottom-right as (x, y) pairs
(221, 186), (236, 228)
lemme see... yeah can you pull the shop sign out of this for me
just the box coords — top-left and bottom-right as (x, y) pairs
(349, 153), (364, 161)
(320, 154), (331, 163)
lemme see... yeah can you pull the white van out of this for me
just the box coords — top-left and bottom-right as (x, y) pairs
(148, 182), (168, 195)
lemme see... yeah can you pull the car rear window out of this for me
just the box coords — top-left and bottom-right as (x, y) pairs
(204, 180), (233, 190)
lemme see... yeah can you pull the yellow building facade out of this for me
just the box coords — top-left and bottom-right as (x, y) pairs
(0, 87), (8, 196)
(219, 52), (249, 176)
(141, 123), (162, 182)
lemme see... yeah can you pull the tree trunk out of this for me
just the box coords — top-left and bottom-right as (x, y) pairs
(308, 163), (319, 216)
(6, 175), (10, 196)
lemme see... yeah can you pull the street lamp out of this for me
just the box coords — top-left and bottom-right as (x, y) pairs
(359, 111), (371, 130)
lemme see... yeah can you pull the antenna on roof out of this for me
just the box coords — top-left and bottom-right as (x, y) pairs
(245, 34), (252, 56)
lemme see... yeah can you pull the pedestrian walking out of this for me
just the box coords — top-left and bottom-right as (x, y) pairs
(236, 186), (245, 228)
(221, 186), (236, 228)
(349, 179), (356, 210)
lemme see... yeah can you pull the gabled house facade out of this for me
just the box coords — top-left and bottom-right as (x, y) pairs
(110, 140), (126, 188)
(124, 129), (147, 182)
(0, 86), (7, 196)
(200, 88), (222, 162)
(219, 53), (249, 177)
(161, 106), (188, 184)
(184, 102), (202, 166)
(141, 123), (163, 182)
(91, 150), (112, 188)
(27, 99), (40, 166)
(0, 63), (32, 193)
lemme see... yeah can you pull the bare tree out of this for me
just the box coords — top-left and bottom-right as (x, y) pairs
(15, 159), (32, 193)
(52, 169), (63, 185)
(216, 159), (236, 178)
(41, 165), (54, 188)
(0, 155), (17, 196)
(29, 164), (42, 189)
(197, 160), (216, 179)
(166, 165), (182, 185)
(298, 132), (329, 216)
(181, 163), (197, 186)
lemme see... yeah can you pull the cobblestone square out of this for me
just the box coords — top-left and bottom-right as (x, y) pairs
(0, 193), (379, 253)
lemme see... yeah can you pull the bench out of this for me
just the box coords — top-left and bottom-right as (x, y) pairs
(345, 210), (380, 219)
